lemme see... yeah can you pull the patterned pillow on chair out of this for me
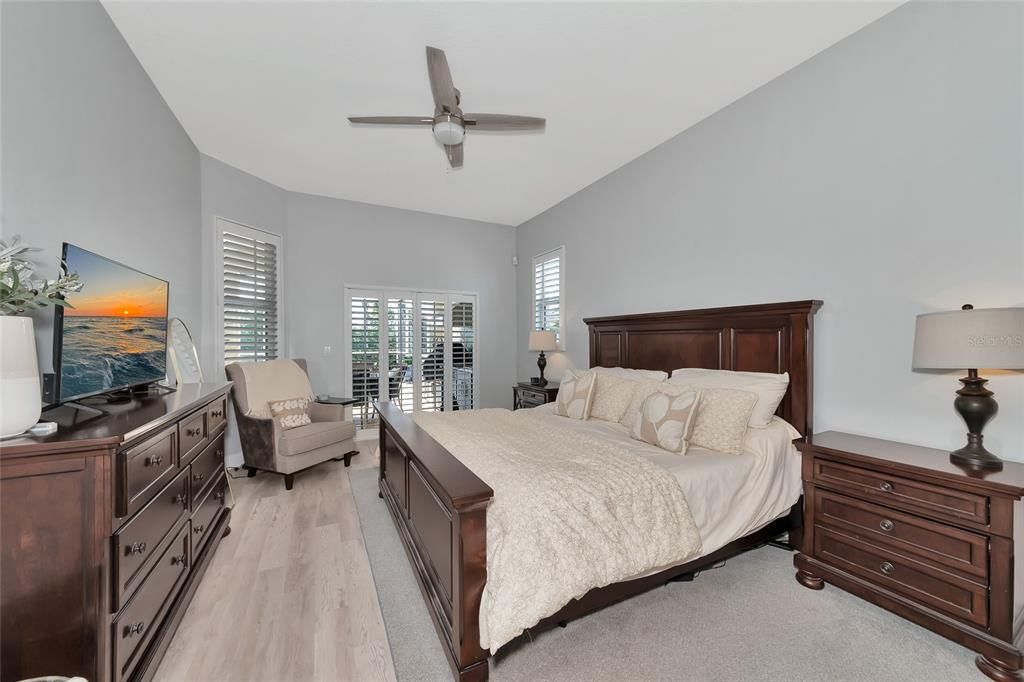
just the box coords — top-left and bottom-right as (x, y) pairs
(268, 396), (313, 430)
(553, 370), (597, 420)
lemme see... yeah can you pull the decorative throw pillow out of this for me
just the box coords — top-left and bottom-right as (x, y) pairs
(553, 370), (597, 420)
(689, 388), (758, 455)
(589, 372), (637, 423)
(268, 395), (312, 430)
(630, 388), (701, 454)
(620, 380), (683, 430)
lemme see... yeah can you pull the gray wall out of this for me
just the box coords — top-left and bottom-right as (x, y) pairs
(516, 1), (1024, 458)
(286, 192), (518, 410)
(1, 0), (202, 373)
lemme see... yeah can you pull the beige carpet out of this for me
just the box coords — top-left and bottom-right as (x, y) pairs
(349, 467), (980, 682)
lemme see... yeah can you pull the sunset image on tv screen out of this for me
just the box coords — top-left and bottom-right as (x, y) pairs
(59, 244), (169, 400)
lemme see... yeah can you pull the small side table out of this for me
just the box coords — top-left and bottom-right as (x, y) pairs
(513, 382), (559, 410)
(314, 396), (359, 406)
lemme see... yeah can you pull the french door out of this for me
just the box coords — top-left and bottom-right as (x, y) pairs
(345, 287), (478, 428)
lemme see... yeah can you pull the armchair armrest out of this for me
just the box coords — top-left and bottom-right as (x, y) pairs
(234, 412), (281, 471)
(309, 402), (348, 423)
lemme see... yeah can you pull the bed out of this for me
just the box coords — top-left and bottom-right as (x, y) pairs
(375, 299), (822, 681)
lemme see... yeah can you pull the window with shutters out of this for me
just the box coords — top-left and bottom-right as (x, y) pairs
(533, 246), (564, 346)
(217, 219), (282, 365)
(345, 287), (477, 428)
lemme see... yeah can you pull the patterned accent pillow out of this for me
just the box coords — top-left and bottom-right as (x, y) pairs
(268, 395), (312, 430)
(589, 372), (637, 423)
(689, 388), (758, 455)
(620, 381), (684, 430)
(630, 388), (701, 454)
(553, 370), (597, 420)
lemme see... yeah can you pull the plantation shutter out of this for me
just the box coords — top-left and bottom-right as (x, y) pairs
(221, 225), (280, 364)
(533, 247), (563, 342)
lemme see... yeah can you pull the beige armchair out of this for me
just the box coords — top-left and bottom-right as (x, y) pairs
(225, 358), (358, 491)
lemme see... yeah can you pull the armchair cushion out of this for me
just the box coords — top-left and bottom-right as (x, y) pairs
(309, 402), (346, 423)
(278, 421), (357, 458)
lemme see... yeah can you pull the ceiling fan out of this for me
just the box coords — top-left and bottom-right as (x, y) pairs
(348, 46), (546, 169)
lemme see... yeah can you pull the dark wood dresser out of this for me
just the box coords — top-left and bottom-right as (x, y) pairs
(512, 381), (559, 410)
(0, 383), (232, 682)
(794, 431), (1024, 681)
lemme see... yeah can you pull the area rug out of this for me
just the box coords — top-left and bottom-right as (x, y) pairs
(348, 467), (978, 682)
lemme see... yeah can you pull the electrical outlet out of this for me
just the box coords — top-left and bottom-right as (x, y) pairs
(322, 345), (332, 355)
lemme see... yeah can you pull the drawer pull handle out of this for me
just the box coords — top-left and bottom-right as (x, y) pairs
(124, 621), (145, 638)
(171, 554), (188, 567)
(186, 428), (203, 438)
(879, 519), (895, 532)
(194, 524), (205, 534)
(214, 490), (225, 500)
(194, 472), (206, 482)
(145, 455), (163, 466)
(879, 561), (895, 576)
(211, 410), (223, 418)
(879, 481), (894, 493)
(126, 542), (147, 556)
(173, 493), (187, 506)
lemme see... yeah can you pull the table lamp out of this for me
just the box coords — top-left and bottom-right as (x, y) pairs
(912, 304), (1024, 469)
(528, 330), (558, 386)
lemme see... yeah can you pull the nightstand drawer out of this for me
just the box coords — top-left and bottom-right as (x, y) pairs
(815, 490), (987, 580)
(814, 525), (988, 627)
(518, 389), (547, 406)
(813, 458), (989, 526)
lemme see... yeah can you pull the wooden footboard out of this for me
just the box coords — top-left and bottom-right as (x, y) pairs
(375, 401), (493, 682)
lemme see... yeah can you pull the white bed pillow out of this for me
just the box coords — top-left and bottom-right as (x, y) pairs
(668, 368), (788, 428)
(689, 387), (758, 455)
(553, 369), (597, 420)
(629, 388), (701, 454)
(591, 366), (669, 382)
(589, 372), (638, 423)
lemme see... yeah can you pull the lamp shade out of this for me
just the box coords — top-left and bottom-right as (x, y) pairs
(912, 307), (1024, 370)
(528, 330), (558, 352)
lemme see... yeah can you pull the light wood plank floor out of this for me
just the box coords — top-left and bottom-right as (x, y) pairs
(153, 440), (396, 682)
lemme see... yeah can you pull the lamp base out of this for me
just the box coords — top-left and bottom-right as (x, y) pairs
(950, 440), (1003, 470)
(536, 351), (548, 387)
(950, 371), (1002, 470)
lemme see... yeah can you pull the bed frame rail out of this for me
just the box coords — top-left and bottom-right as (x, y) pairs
(376, 401), (493, 681)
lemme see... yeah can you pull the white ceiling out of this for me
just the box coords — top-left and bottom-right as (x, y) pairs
(103, 1), (899, 226)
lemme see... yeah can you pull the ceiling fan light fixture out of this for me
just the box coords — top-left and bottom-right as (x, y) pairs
(432, 114), (465, 145)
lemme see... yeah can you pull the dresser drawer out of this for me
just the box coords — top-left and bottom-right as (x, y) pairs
(179, 409), (209, 465)
(207, 396), (227, 433)
(813, 458), (989, 526)
(191, 473), (227, 558)
(112, 521), (190, 681)
(815, 490), (988, 581)
(113, 468), (189, 608)
(120, 426), (177, 518)
(189, 434), (225, 506)
(814, 525), (988, 627)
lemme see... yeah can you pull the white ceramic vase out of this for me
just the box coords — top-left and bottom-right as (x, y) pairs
(0, 316), (42, 437)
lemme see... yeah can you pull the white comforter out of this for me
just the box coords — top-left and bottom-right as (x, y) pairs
(412, 408), (703, 652)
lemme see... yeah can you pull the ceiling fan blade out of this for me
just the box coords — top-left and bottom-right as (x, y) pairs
(348, 116), (433, 126)
(464, 114), (545, 131)
(426, 46), (459, 114)
(445, 143), (463, 169)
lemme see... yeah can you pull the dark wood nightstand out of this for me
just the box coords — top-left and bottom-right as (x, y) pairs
(513, 382), (559, 410)
(794, 431), (1024, 681)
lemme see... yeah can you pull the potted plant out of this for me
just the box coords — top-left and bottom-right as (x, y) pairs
(0, 236), (82, 437)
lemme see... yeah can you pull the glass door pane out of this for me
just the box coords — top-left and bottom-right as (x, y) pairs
(418, 298), (446, 412)
(386, 297), (414, 412)
(450, 298), (475, 410)
(350, 295), (381, 428)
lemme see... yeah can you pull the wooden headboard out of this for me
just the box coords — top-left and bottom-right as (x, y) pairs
(584, 300), (822, 436)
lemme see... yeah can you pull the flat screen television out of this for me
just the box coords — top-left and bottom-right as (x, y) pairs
(52, 243), (170, 403)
